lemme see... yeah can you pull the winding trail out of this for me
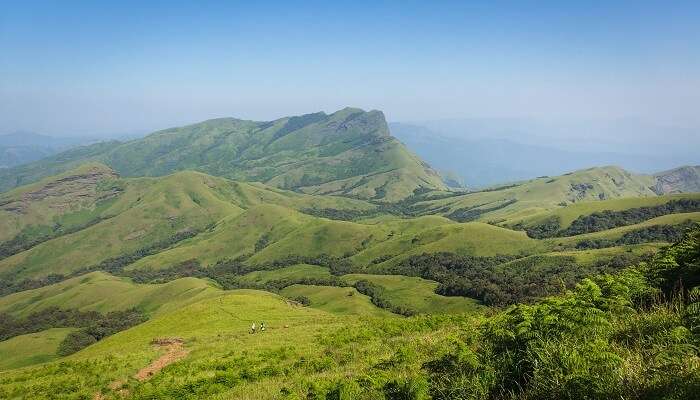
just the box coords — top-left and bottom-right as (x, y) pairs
(135, 338), (189, 381)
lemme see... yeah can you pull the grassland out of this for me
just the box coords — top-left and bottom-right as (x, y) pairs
(414, 166), (658, 224)
(342, 274), (483, 314)
(546, 211), (700, 247)
(0, 328), (75, 370)
(0, 289), (472, 399)
(0, 271), (223, 317)
(236, 264), (332, 285)
(280, 284), (394, 317)
(0, 168), (375, 280)
(508, 192), (700, 230)
(0, 108), (446, 201)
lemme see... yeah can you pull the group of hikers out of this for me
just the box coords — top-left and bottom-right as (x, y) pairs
(250, 321), (266, 334)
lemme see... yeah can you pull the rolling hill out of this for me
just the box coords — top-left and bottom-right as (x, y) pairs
(412, 166), (662, 224)
(0, 108), (446, 201)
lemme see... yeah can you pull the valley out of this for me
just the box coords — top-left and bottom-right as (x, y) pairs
(0, 109), (698, 399)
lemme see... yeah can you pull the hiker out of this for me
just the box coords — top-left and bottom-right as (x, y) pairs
(260, 321), (266, 332)
(250, 322), (256, 334)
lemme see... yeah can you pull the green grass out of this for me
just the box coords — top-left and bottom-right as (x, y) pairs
(0, 108), (446, 201)
(236, 264), (332, 285)
(547, 211), (700, 246)
(509, 193), (700, 230)
(0, 271), (223, 317)
(342, 274), (484, 314)
(0, 171), (374, 280)
(416, 166), (659, 224)
(538, 243), (666, 265)
(0, 328), (75, 370)
(0, 289), (474, 399)
(280, 284), (394, 317)
(0, 162), (119, 243)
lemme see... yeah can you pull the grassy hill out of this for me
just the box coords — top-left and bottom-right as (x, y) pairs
(0, 328), (75, 370)
(413, 166), (673, 224)
(0, 162), (120, 243)
(0, 108), (446, 201)
(0, 271), (223, 317)
(342, 274), (483, 314)
(505, 193), (700, 231)
(0, 167), (374, 281)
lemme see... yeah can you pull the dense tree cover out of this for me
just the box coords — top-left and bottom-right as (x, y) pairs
(0, 216), (111, 261)
(393, 252), (645, 306)
(0, 228), (204, 297)
(125, 259), (419, 315)
(57, 309), (146, 356)
(522, 217), (561, 239)
(446, 200), (517, 223)
(0, 307), (145, 356)
(423, 227), (700, 400)
(526, 199), (700, 238)
(0, 307), (101, 341)
(563, 199), (700, 236)
(354, 280), (417, 316)
(575, 221), (697, 249)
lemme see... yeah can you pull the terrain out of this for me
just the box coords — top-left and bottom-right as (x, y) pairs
(0, 108), (445, 201)
(0, 110), (698, 399)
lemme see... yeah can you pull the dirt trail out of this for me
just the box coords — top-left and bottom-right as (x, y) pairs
(93, 338), (188, 399)
(135, 338), (189, 381)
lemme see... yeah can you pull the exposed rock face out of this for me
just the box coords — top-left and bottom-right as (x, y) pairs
(0, 165), (119, 214)
(653, 166), (700, 194)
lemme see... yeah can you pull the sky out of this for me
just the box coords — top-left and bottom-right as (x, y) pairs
(1, 1), (699, 138)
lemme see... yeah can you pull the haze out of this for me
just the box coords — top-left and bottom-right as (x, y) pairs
(1, 1), (699, 146)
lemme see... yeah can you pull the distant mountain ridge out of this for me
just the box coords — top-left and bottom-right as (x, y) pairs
(0, 108), (446, 200)
(390, 122), (699, 188)
(0, 132), (97, 169)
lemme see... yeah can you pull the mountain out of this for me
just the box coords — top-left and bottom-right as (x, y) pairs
(390, 122), (699, 188)
(412, 166), (661, 224)
(0, 132), (97, 169)
(1, 162), (699, 397)
(0, 109), (446, 200)
(653, 165), (700, 194)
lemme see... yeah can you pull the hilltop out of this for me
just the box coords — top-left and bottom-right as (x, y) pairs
(0, 108), (446, 201)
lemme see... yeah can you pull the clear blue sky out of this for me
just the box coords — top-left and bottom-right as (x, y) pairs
(1, 1), (699, 136)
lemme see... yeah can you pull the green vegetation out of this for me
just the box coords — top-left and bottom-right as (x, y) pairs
(0, 108), (446, 201)
(0, 328), (75, 370)
(280, 285), (393, 317)
(525, 197), (700, 238)
(0, 124), (699, 399)
(0, 228), (696, 399)
(343, 274), (483, 314)
(0, 272), (222, 316)
(412, 166), (660, 224)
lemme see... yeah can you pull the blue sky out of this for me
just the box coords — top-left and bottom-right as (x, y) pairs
(1, 1), (699, 136)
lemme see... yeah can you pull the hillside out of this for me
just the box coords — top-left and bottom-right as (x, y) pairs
(653, 165), (700, 194)
(0, 108), (446, 201)
(413, 166), (659, 224)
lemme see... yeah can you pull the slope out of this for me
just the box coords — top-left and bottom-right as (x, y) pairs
(0, 108), (446, 201)
(0, 271), (223, 317)
(0, 167), (375, 282)
(653, 165), (700, 194)
(414, 166), (659, 224)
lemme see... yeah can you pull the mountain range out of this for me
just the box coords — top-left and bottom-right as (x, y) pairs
(0, 108), (445, 201)
(0, 107), (699, 399)
(0, 132), (97, 169)
(390, 122), (699, 188)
